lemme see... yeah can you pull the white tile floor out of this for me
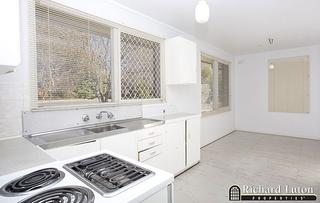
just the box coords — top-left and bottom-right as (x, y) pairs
(174, 131), (320, 203)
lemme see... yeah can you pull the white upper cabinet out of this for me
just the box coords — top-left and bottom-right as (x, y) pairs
(0, 0), (21, 70)
(165, 37), (197, 84)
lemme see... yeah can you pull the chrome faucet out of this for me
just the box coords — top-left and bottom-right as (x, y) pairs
(82, 114), (90, 122)
(96, 111), (114, 119)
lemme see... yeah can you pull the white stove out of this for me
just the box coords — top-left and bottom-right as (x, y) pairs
(0, 150), (174, 203)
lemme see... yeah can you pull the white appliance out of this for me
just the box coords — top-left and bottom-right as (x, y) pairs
(0, 150), (174, 203)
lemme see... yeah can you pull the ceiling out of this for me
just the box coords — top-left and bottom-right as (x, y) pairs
(113, 0), (320, 55)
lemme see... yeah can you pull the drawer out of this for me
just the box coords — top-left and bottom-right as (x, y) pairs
(138, 135), (162, 152)
(139, 145), (162, 162)
(138, 126), (163, 140)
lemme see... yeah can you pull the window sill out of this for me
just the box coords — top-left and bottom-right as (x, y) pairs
(201, 106), (231, 117)
(32, 99), (165, 112)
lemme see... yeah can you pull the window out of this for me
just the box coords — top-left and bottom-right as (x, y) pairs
(268, 56), (309, 113)
(218, 62), (229, 108)
(36, 3), (112, 106)
(201, 61), (214, 112)
(33, 2), (163, 108)
(201, 53), (230, 114)
(120, 32), (161, 100)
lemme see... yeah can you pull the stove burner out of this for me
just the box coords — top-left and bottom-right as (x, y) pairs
(19, 186), (95, 203)
(64, 153), (154, 197)
(0, 168), (65, 197)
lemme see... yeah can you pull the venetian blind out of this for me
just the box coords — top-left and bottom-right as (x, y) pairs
(35, 1), (112, 107)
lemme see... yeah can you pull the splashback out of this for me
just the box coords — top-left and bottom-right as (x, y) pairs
(22, 105), (142, 135)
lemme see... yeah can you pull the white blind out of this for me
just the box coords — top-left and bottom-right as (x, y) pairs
(34, 1), (113, 107)
(268, 56), (309, 113)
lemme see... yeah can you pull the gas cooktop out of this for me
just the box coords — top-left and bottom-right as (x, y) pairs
(63, 153), (154, 197)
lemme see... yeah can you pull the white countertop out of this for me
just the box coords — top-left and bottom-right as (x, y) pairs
(148, 112), (200, 123)
(0, 137), (55, 176)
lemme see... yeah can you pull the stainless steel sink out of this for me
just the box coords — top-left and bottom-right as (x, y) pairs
(86, 124), (126, 134)
(30, 129), (92, 144)
(26, 118), (163, 150)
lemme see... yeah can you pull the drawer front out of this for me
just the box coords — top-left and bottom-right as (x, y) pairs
(138, 126), (163, 141)
(138, 136), (162, 152)
(139, 145), (162, 162)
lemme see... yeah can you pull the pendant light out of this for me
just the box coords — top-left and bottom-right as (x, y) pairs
(195, 0), (210, 23)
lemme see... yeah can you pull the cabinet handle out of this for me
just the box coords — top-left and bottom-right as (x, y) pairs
(149, 141), (156, 146)
(150, 151), (157, 156)
(73, 140), (96, 146)
(148, 132), (155, 136)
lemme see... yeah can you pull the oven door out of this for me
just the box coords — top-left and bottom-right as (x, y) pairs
(142, 184), (174, 203)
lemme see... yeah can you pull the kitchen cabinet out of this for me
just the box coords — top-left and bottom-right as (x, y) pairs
(138, 126), (166, 169)
(0, 0), (20, 70)
(165, 36), (197, 84)
(162, 121), (185, 174)
(142, 121), (185, 175)
(100, 131), (138, 160)
(186, 117), (201, 167)
(45, 140), (100, 161)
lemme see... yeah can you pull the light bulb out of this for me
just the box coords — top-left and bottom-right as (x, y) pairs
(269, 64), (275, 70)
(195, 0), (210, 23)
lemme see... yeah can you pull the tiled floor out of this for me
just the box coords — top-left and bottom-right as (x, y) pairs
(174, 131), (320, 203)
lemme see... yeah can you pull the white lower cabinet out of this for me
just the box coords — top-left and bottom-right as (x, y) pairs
(100, 131), (138, 160)
(162, 121), (186, 174)
(186, 117), (201, 167)
(141, 121), (185, 175)
(45, 116), (200, 174)
(45, 140), (100, 161)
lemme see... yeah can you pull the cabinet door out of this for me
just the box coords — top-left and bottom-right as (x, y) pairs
(165, 37), (197, 84)
(186, 118), (200, 167)
(0, 0), (20, 67)
(45, 140), (100, 161)
(100, 131), (138, 160)
(163, 121), (185, 175)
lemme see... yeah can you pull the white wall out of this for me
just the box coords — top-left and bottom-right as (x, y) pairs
(235, 45), (320, 140)
(0, 0), (235, 140)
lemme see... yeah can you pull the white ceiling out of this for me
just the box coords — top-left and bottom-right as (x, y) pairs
(113, 0), (320, 55)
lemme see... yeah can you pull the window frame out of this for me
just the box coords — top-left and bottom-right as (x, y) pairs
(118, 28), (165, 104)
(200, 52), (231, 116)
(29, 0), (165, 111)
